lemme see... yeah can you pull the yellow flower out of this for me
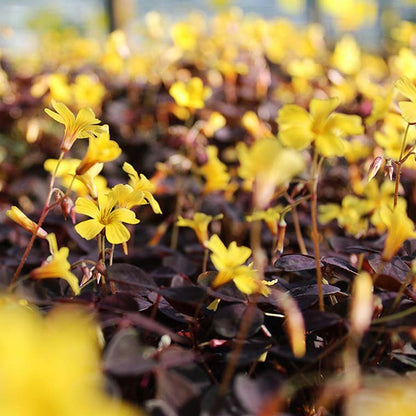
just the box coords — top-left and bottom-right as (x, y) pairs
(366, 88), (394, 126)
(177, 212), (223, 248)
(122, 162), (162, 214)
(277, 97), (364, 157)
(331, 34), (361, 75)
(237, 137), (305, 209)
(44, 158), (107, 198)
(207, 234), (271, 296)
(110, 184), (146, 209)
(75, 125), (122, 175)
(45, 100), (102, 152)
(199, 146), (231, 194)
(319, 195), (369, 237)
(395, 76), (416, 124)
(169, 77), (212, 110)
(380, 203), (416, 261)
(75, 193), (139, 245)
(6, 206), (48, 239)
(246, 205), (284, 236)
(72, 73), (106, 111)
(202, 111), (226, 138)
(241, 111), (273, 140)
(31, 233), (80, 295)
(0, 298), (141, 415)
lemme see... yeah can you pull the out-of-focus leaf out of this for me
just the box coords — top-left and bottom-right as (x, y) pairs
(368, 254), (409, 282)
(160, 285), (207, 306)
(213, 303), (264, 338)
(98, 293), (138, 312)
(289, 284), (340, 298)
(302, 310), (343, 332)
(103, 328), (157, 376)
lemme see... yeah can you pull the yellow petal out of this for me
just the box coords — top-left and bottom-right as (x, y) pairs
(398, 101), (416, 124)
(75, 219), (104, 240)
(105, 222), (131, 244)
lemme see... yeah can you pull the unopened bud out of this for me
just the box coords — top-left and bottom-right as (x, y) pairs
(384, 159), (394, 181)
(276, 217), (287, 254)
(6, 206), (48, 239)
(61, 195), (76, 224)
(80, 262), (92, 286)
(367, 156), (383, 182)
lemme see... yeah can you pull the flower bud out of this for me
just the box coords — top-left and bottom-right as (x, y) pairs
(6, 206), (48, 239)
(61, 196), (76, 224)
(276, 217), (287, 254)
(384, 159), (394, 181)
(367, 156), (383, 182)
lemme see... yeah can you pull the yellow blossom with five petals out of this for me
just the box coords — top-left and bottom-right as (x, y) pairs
(277, 97), (364, 157)
(75, 193), (139, 245)
(45, 100), (102, 152)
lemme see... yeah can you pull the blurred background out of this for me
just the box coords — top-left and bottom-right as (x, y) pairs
(0, 0), (416, 56)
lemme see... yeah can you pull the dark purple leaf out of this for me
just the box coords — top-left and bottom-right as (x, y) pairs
(160, 285), (208, 305)
(107, 263), (158, 289)
(274, 254), (323, 271)
(289, 284), (340, 298)
(213, 303), (264, 338)
(303, 310), (343, 332)
(103, 329), (157, 375)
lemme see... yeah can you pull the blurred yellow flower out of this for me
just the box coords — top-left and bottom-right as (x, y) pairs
(75, 125), (122, 175)
(380, 203), (416, 261)
(395, 75), (416, 124)
(31, 233), (80, 295)
(241, 111), (273, 140)
(319, 195), (369, 237)
(199, 146), (231, 194)
(202, 111), (226, 137)
(237, 137), (305, 208)
(72, 74), (106, 111)
(0, 298), (141, 415)
(277, 97), (363, 157)
(246, 205), (284, 236)
(45, 100), (102, 152)
(207, 234), (271, 296)
(332, 35), (361, 75)
(122, 162), (162, 214)
(346, 377), (416, 416)
(177, 212), (223, 248)
(169, 77), (212, 110)
(75, 193), (139, 245)
(6, 206), (48, 239)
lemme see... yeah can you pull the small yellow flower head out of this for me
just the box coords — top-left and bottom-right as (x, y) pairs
(177, 212), (223, 248)
(207, 234), (271, 296)
(72, 73), (106, 111)
(6, 206), (48, 239)
(110, 184), (146, 210)
(0, 298), (141, 415)
(31, 233), (80, 295)
(380, 203), (416, 261)
(237, 137), (305, 209)
(199, 146), (231, 194)
(75, 193), (139, 245)
(395, 76), (416, 124)
(331, 34), (361, 75)
(241, 111), (273, 140)
(44, 158), (107, 199)
(45, 100), (102, 152)
(122, 162), (162, 214)
(169, 77), (212, 110)
(76, 125), (122, 175)
(246, 205), (284, 236)
(277, 97), (364, 157)
(202, 111), (226, 138)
